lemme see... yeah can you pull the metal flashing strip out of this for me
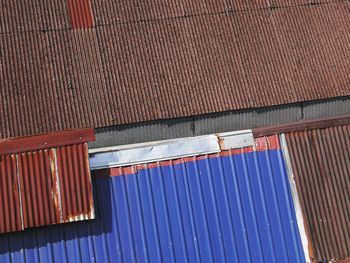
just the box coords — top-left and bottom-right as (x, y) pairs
(218, 129), (255, 150)
(89, 130), (254, 170)
(280, 134), (311, 263)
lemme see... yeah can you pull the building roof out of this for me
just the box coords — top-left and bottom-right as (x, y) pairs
(1, 0), (350, 138)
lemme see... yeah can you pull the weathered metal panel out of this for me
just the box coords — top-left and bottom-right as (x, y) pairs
(0, 129), (95, 233)
(17, 149), (58, 228)
(0, 0), (70, 33)
(0, 155), (22, 233)
(285, 125), (350, 262)
(0, 136), (304, 262)
(2, 3), (350, 139)
(55, 143), (94, 222)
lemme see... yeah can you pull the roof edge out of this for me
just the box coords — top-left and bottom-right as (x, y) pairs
(0, 128), (95, 155)
(253, 115), (350, 137)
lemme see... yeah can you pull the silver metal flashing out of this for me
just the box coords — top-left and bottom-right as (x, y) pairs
(89, 130), (254, 170)
(218, 129), (255, 150)
(280, 133), (310, 263)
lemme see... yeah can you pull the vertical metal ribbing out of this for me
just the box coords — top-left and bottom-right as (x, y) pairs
(284, 126), (350, 262)
(50, 148), (64, 223)
(280, 133), (311, 263)
(15, 154), (24, 230)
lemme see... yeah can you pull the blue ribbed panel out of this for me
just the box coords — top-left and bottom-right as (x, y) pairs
(0, 149), (305, 262)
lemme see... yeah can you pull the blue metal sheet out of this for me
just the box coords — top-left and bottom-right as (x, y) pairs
(0, 148), (305, 262)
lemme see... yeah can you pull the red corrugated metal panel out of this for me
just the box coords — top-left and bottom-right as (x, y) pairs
(285, 124), (350, 262)
(0, 129), (95, 233)
(2, 2), (350, 138)
(17, 150), (57, 227)
(0, 128), (95, 155)
(0, 155), (22, 233)
(56, 143), (94, 222)
(67, 0), (94, 29)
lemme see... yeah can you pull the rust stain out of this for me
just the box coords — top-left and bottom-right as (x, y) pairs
(49, 149), (62, 223)
(215, 134), (225, 150)
(94, 136), (280, 178)
(0, 155), (22, 232)
(285, 124), (350, 262)
(0, 133), (95, 233)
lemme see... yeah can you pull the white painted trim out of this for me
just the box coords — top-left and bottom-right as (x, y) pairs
(280, 134), (310, 263)
(89, 130), (254, 170)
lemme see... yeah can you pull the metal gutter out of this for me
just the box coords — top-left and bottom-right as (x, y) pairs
(89, 130), (254, 170)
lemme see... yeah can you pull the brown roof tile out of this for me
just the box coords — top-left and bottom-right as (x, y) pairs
(1, 1), (350, 138)
(0, 0), (70, 32)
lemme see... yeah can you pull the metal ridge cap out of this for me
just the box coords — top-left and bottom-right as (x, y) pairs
(89, 129), (254, 170)
(253, 115), (350, 137)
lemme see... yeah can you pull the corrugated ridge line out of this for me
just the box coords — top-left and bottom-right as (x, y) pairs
(285, 125), (350, 262)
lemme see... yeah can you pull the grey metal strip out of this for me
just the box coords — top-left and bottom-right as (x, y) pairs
(89, 130), (254, 170)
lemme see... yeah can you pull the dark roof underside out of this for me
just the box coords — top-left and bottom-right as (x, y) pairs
(1, 0), (350, 138)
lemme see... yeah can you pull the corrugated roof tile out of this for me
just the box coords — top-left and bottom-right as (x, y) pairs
(1, 2), (350, 138)
(285, 124), (350, 262)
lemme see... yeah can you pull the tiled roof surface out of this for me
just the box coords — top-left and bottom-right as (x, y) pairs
(1, 0), (350, 138)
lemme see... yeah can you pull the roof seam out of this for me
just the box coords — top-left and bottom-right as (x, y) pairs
(0, 0), (347, 36)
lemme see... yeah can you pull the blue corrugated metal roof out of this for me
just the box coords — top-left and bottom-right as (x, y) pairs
(0, 147), (305, 262)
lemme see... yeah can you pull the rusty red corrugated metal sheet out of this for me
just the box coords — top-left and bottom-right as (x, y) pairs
(0, 155), (22, 233)
(67, 0), (94, 29)
(1, 2), (350, 138)
(0, 129), (95, 233)
(285, 124), (350, 262)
